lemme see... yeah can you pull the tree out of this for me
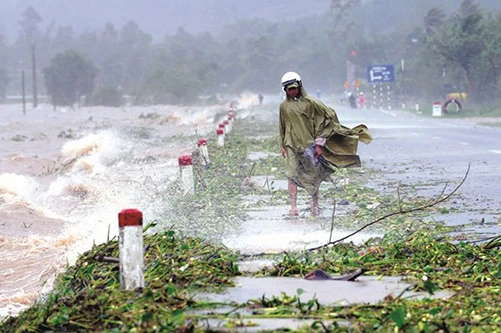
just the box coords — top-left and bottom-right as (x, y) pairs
(43, 50), (97, 106)
(117, 21), (152, 93)
(473, 12), (501, 101)
(329, 0), (361, 42)
(427, 0), (485, 99)
(424, 8), (446, 36)
(17, 6), (43, 43)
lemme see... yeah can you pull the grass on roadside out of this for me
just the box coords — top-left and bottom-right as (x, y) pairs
(3, 115), (501, 332)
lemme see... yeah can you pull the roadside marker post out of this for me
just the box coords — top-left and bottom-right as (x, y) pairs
(218, 123), (226, 135)
(432, 102), (442, 117)
(118, 208), (144, 290)
(178, 154), (194, 195)
(223, 119), (231, 133)
(216, 129), (224, 147)
(197, 138), (209, 165)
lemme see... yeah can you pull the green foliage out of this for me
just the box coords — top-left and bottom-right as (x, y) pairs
(0, 231), (240, 332)
(3, 1), (501, 108)
(43, 49), (98, 106)
(3, 110), (501, 331)
(153, 131), (251, 240)
(88, 86), (123, 107)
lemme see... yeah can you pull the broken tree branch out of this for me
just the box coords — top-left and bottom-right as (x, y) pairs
(305, 164), (470, 252)
(238, 164), (470, 259)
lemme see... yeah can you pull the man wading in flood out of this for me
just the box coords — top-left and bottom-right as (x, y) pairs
(279, 71), (372, 216)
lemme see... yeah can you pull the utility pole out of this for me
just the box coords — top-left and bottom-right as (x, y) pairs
(31, 41), (38, 108)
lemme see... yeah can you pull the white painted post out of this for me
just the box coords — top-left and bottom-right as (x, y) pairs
(379, 83), (384, 110)
(223, 119), (231, 133)
(197, 138), (209, 164)
(118, 208), (144, 290)
(216, 128), (224, 147)
(387, 84), (392, 110)
(178, 154), (194, 195)
(218, 123), (225, 135)
(227, 112), (234, 131)
(371, 84), (376, 109)
(432, 101), (442, 117)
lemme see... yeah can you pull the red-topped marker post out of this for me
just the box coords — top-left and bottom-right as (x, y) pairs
(178, 154), (194, 195)
(223, 119), (231, 134)
(216, 128), (224, 147)
(118, 208), (144, 290)
(228, 110), (235, 121)
(197, 138), (209, 165)
(432, 101), (442, 117)
(218, 123), (226, 134)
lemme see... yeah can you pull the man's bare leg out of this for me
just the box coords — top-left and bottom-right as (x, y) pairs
(288, 179), (298, 216)
(311, 190), (319, 216)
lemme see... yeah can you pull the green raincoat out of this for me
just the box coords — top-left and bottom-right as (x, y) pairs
(279, 86), (372, 194)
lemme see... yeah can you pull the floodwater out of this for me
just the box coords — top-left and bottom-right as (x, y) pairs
(0, 96), (383, 320)
(195, 276), (452, 332)
(7, 96), (476, 322)
(0, 100), (245, 318)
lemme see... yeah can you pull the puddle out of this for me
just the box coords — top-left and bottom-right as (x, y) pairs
(195, 276), (452, 331)
(198, 317), (349, 332)
(223, 216), (381, 254)
(198, 276), (451, 306)
(223, 203), (382, 255)
(237, 259), (276, 273)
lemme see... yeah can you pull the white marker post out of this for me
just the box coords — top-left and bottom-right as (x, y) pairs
(118, 208), (144, 290)
(197, 138), (209, 165)
(223, 119), (231, 134)
(178, 154), (194, 195)
(227, 112), (234, 131)
(218, 123), (226, 135)
(432, 101), (442, 117)
(386, 84), (392, 110)
(216, 128), (224, 147)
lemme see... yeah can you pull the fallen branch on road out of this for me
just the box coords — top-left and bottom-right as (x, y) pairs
(239, 164), (470, 259)
(306, 163), (471, 253)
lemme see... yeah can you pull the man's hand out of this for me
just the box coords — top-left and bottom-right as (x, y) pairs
(281, 147), (286, 157)
(314, 145), (323, 157)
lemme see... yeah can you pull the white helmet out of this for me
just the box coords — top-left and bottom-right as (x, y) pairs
(281, 71), (301, 87)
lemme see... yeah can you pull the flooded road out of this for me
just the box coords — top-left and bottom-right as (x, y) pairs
(0, 102), (228, 317)
(348, 107), (501, 234)
(1, 98), (500, 320)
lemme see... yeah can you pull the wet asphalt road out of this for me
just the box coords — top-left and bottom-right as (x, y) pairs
(332, 104), (501, 237)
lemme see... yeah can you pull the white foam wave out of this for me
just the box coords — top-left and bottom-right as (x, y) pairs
(0, 173), (38, 199)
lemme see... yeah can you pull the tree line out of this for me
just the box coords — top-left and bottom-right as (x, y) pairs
(0, 0), (500, 108)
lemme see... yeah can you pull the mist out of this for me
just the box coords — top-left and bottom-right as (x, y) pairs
(1, 0), (501, 106)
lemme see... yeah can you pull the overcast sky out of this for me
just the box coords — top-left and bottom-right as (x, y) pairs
(0, 0), (330, 41)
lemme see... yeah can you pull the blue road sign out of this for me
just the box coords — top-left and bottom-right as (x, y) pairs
(367, 64), (395, 83)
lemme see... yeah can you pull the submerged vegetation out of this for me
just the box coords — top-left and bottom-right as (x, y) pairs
(2, 117), (501, 332)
